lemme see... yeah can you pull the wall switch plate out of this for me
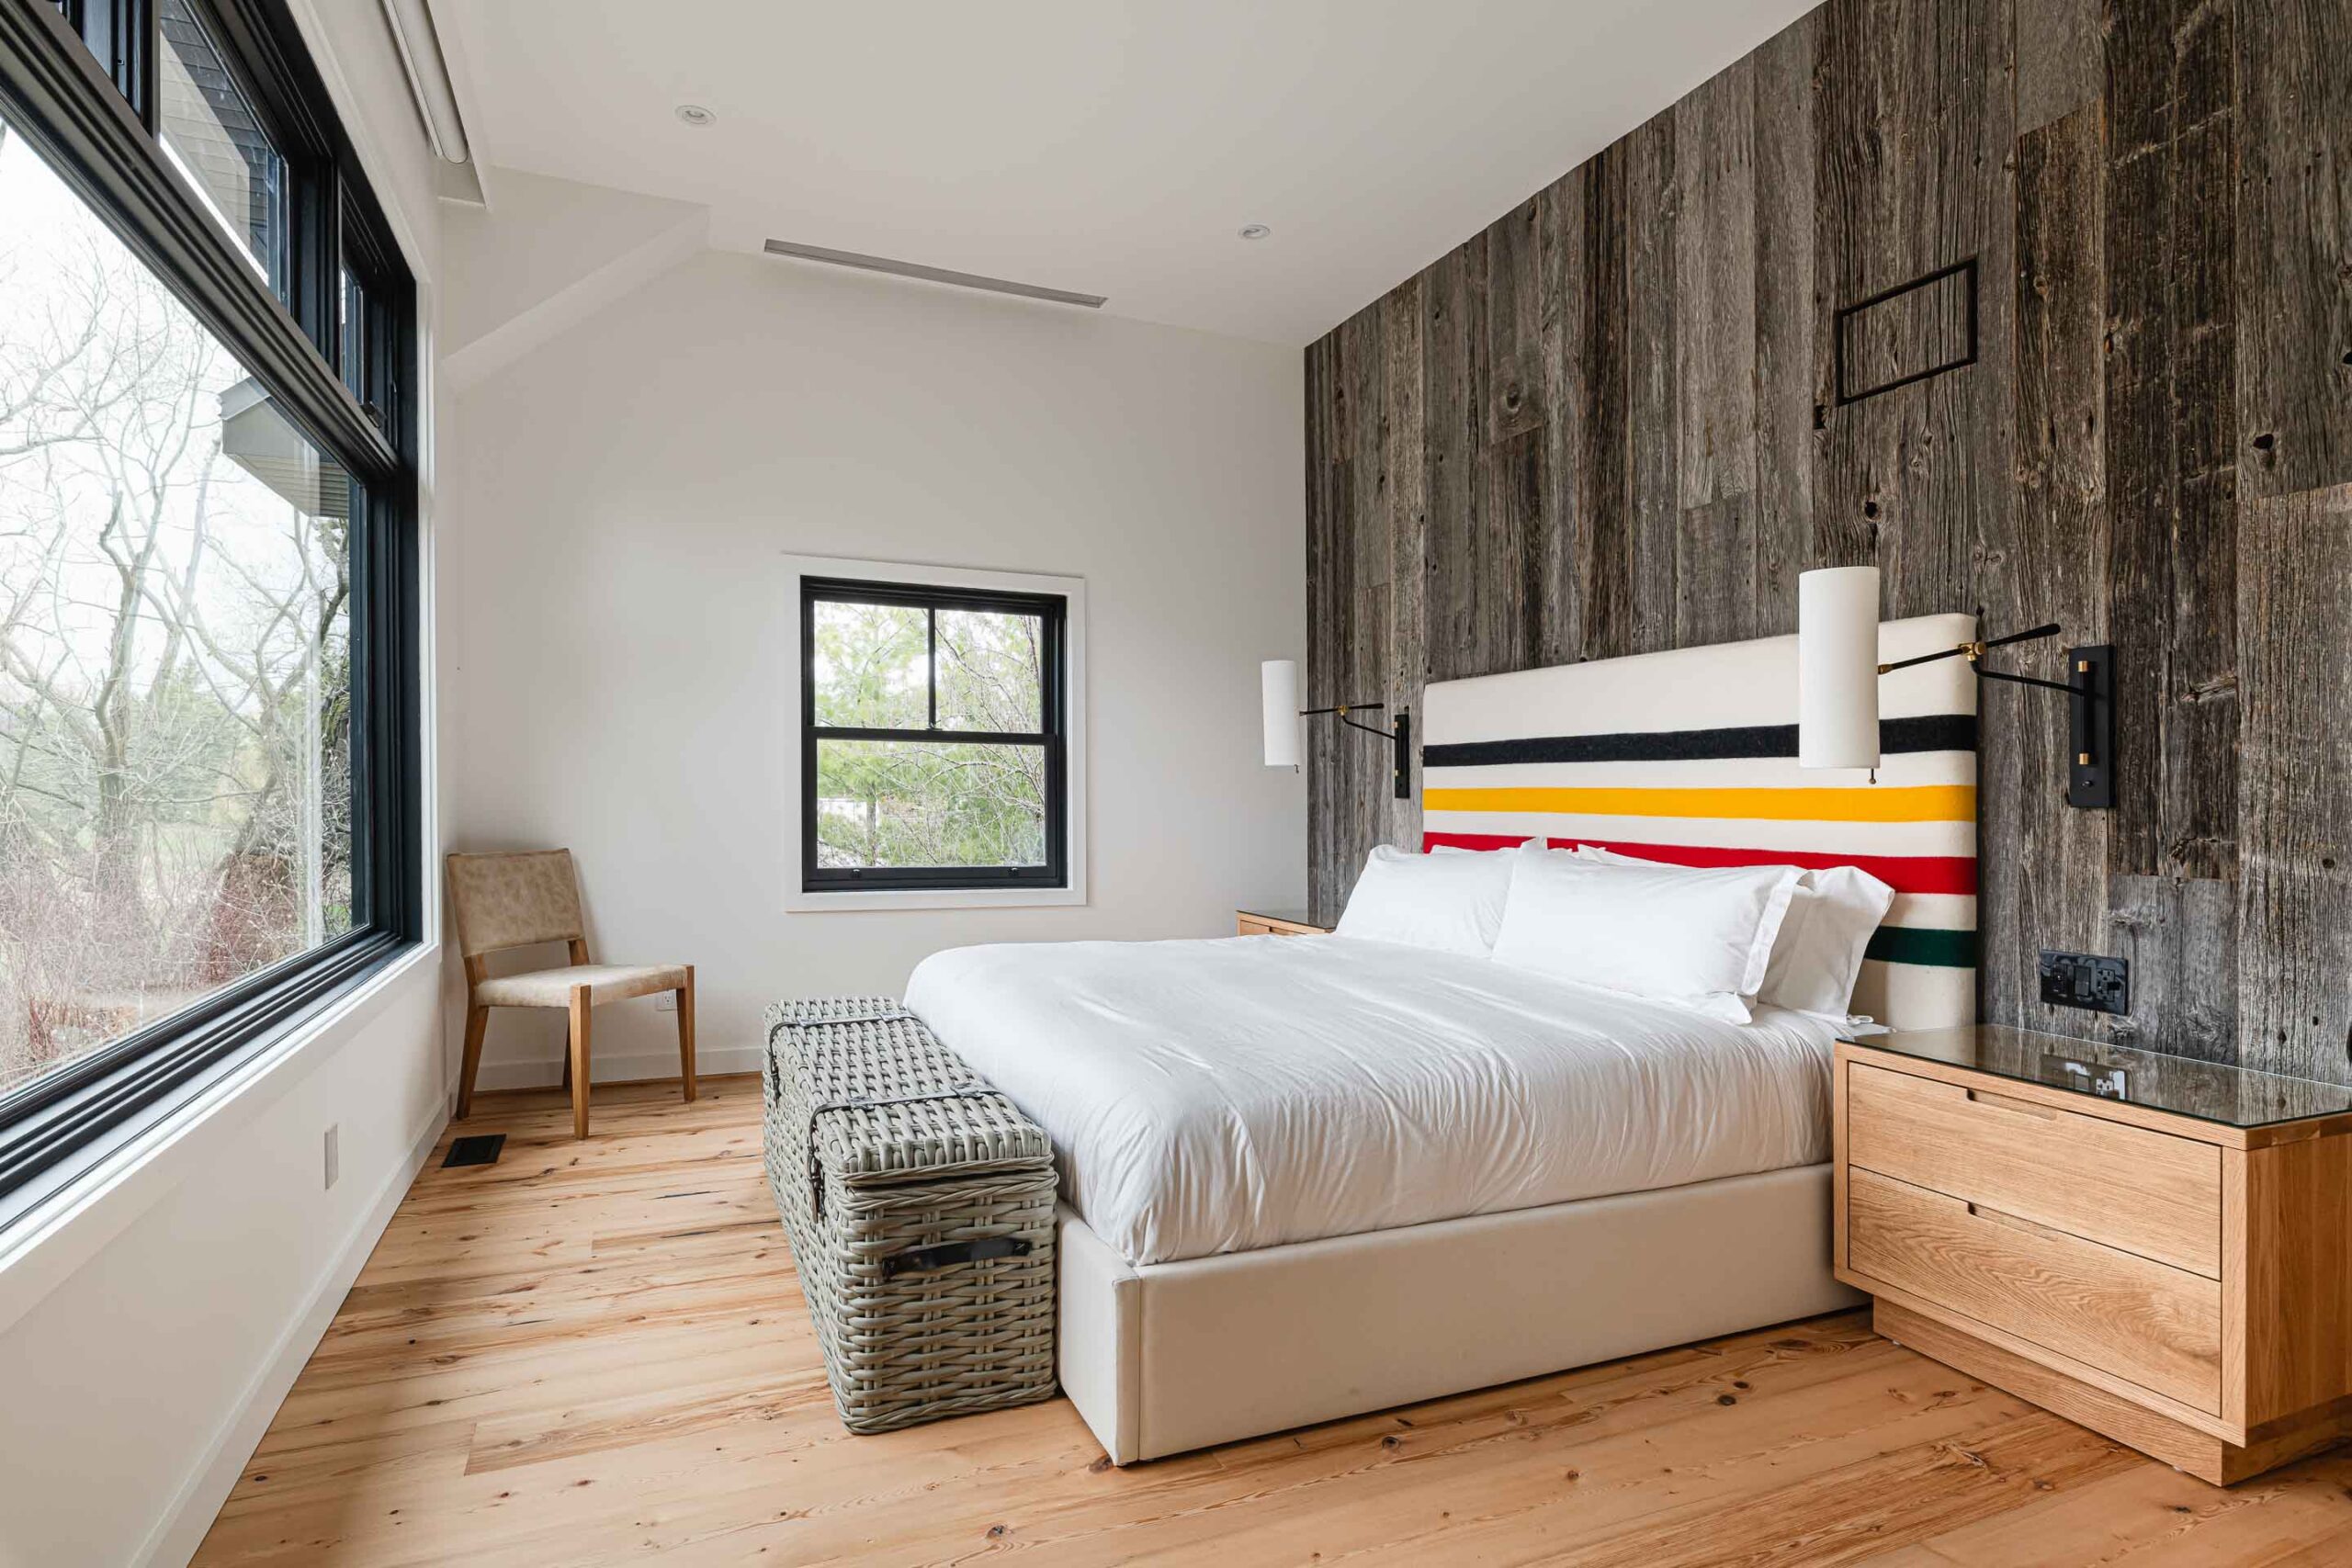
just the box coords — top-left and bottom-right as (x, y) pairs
(2040, 951), (2130, 1015)
(323, 1123), (340, 1190)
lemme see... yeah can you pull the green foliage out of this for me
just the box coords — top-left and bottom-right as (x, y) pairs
(811, 601), (1046, 869)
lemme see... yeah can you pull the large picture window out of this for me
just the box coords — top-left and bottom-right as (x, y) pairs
(799, 573), (1073, 897)
(0, 0), (418, 1207)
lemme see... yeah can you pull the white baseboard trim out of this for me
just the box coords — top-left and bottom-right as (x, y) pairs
(133, 1100), (448, 1568)
(470, 1043), (763, 1093)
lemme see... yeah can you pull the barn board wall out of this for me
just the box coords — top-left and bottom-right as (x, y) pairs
(1303, 0), (2352, 1080)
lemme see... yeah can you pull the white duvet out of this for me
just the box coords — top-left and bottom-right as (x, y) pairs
(905, 933), (1841, 1268)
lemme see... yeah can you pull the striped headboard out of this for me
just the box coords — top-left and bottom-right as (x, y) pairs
(1419, 614), (1979, 1031)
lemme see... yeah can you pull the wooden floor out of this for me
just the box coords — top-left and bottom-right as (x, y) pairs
(192, 1078), (2352, 1567)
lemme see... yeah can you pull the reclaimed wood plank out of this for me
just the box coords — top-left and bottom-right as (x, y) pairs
(1536, 170), (1586, 667)
(1423, 234), (1488, 682)
(2106, 0), (2241, 884)
(2015, 0), (2101, 133)
(1483, 424), (1545, 677)
(2236, 0), (2352, 500)
(2162, 0), (2242, 886)
(1302, 332), (1340, 922)
(1988, 103), (2109, 1035)
(1574, 144), (1635, 662)
(1625, 109), (1679, 653)
(1808, 0), (1912, 578)
(1341, 306), (1390, 874)
(1752, 8), (1818, 636)
(1382, 276), (1427, 849)
(2107, 874), (2238, 1063)
(1675, 55), (1758, 512)
(1483, 197), (1546, 673)
(2236, 482), (2352, 1083)
(1485, 194), (1544, 443)
(1676, 494), (1757, 645)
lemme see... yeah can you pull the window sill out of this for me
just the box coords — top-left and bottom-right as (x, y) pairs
(0, 941), (438, 1337)
(787, 885), (1087, 913)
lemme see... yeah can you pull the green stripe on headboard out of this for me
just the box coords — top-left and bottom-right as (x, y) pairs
(1865, 926), (1977, 968)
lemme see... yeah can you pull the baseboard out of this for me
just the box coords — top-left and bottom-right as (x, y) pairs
(471, 1043), (763, 1092)
(132, 1100), (447, 1568)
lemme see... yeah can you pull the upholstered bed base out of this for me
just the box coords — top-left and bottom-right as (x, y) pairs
(1057, 1163), (1860, 1464)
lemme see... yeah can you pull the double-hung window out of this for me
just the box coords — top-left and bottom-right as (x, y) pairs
(0, 0), (421, 1209)
(798, 569), (1079, 901)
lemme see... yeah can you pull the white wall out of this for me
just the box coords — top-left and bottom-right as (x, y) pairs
(444, 243), (1305, 1084)
(0, 3), (447, 1564)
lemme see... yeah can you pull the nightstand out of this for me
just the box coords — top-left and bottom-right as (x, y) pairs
(1235, 908), (1330, 937)
(1833, 1027), (2352, 1483)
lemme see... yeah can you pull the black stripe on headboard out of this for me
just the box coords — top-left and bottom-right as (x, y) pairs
(1422, 714), (1977, 770)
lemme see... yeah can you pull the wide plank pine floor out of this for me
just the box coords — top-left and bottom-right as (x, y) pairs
(192, 1077), (2352, 1566)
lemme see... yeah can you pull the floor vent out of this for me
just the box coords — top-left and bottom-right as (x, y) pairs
(443, 1133), (505, 1168)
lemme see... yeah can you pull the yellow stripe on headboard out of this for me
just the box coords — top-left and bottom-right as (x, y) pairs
(1419, 784), (1975, 824)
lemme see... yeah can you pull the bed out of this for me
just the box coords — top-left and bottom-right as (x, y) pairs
(906, 613), (1980, 1464)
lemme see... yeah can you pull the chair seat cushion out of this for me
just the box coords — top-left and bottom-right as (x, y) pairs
(477, 964), (688, 1008)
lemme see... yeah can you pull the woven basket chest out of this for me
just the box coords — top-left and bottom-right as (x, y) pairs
(762, 997), (1058, 1433)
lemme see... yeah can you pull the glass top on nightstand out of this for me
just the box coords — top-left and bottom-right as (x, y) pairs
(1844, 1025), (2352, 1129)
(1237, 908), (1319, 928)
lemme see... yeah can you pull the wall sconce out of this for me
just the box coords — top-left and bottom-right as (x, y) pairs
(1261, 660), (1410, 799)
(1796, 566), (2115, 808)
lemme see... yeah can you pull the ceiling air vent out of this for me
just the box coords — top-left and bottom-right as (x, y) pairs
(762, 238), (1105, 309)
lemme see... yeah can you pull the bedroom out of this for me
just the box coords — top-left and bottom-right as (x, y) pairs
(1, 0), (2348, 1562)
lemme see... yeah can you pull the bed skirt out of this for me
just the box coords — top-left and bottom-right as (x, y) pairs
(1058, 1161), (1860, 1464)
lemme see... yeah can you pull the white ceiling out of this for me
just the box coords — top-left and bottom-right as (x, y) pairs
(441, 0), (1816, 346)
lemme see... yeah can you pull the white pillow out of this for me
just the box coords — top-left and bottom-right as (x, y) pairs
(1759, 865), (1895, 1017)
(1430, 836), (1550, 856)
(1491, 853), (1801, 1022)
(1571, 844), (1894, 1018)
(1333, 844), (1515, 956)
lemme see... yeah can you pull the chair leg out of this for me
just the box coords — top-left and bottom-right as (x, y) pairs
(569, 986), (593, 1139)
(677, 966), (696, 1104)
(458, 1002), (489, 1119)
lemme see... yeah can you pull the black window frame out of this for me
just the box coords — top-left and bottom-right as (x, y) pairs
(800, 577), (1069, 894)
(0, 0), (422, 1210)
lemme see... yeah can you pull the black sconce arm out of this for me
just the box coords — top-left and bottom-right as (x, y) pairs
(1872, 622), (2115, 809)
(1299, 701), (1413, 800)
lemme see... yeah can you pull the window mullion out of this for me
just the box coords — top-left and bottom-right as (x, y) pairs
(0, 0), (420, 1196)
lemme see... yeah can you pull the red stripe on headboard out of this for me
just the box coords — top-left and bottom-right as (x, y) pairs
(1419, 831), (1977, 897)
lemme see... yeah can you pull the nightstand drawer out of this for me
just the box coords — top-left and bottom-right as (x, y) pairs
(1848, 1168), (2222, 1413)
(1846, 1061), (2222, 1276)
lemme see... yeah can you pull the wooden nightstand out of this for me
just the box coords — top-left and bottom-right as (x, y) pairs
(1235, 908), (1330, 937)
(1834, 1027), (2352, 1484)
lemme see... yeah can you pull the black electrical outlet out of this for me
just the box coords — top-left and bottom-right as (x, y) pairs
(2039, 951), (2129, 1016)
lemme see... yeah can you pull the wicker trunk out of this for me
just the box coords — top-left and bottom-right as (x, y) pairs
(762, 997), (1058, 1434)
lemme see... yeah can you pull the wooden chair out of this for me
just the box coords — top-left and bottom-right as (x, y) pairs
(447, 849), (695, 1138)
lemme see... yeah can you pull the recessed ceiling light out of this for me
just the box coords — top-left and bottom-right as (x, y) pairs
(1238, 223), (1272, 241)
(675, 104), (717, 128)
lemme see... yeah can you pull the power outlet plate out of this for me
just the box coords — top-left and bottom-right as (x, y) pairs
(323, 1122), (340, 1190)
(2040, 951), (2129, 1015)
(655, 993), (675, 1012)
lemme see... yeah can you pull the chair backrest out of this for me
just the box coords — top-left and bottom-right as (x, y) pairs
(447, 850), (585, 959)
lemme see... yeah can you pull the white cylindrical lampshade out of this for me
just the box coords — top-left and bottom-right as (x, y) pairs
(1798, 566), (1883, 770)
(1261, 660), (1302, 768)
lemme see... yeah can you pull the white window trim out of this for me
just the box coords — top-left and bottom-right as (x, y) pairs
(783, 552), (1087, 912)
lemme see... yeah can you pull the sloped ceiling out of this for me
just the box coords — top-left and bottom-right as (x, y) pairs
(440, 0), (1816, 345)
